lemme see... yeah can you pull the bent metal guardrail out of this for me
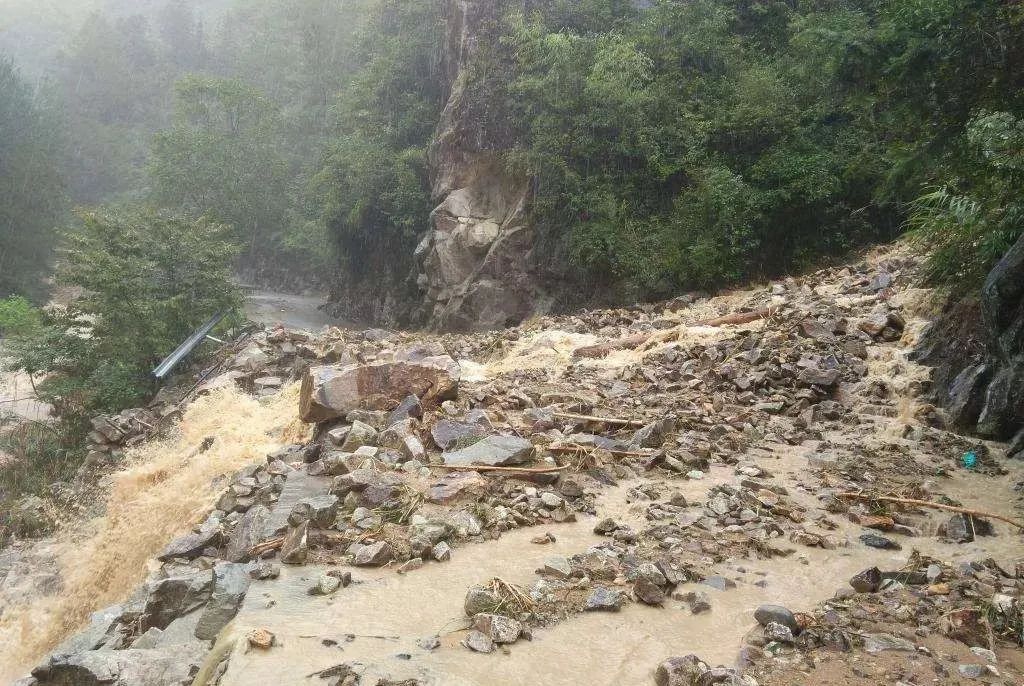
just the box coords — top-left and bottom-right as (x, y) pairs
(151, 311), (228, 380)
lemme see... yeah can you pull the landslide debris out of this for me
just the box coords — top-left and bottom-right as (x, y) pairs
(8, 244), (1024, 686)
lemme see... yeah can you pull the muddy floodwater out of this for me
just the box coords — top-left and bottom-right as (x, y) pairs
(207, 452), (1024, 686)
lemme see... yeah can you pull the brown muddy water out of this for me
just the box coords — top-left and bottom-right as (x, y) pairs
(204, 454), (1024, 686)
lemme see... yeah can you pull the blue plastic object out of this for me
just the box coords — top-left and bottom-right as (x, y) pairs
(962, 450), (978, 469)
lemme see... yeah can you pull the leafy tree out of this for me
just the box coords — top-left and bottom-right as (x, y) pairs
(0, 56), (65, 298)
(6, 209), (241, 419)
(149, 76), (291, 264)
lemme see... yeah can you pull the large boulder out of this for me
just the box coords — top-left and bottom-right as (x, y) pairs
(299, 357), (461, 423)
(193, 562), (250, 640)
(442, 435), (535, 467)
(32, 644), (206, 686)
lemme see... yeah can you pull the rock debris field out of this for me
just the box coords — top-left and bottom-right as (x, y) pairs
(10, 244), (1024, 686)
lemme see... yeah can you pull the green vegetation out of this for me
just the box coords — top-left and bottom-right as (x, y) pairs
(6, 209), (241, 421)
(0, 57), (65, 299)
(0, 296), (42, 337)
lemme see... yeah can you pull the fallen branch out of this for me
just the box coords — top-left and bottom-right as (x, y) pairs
(435, 464), (570, 474)
(548, 443), (652, 457)
(571, 334), (647, 359)
(553, 412), (647, 428)
(692, 307), (772, 327)
(248, 537), (283, 557)
(838, 492), (1024, 530)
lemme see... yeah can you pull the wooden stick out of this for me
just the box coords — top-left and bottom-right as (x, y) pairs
(838, 492), (1024, 530)
(691, 307), (771, 327)
(548, 444), (652, 457)
(553, 412), (647, 428)
(248, 537), (283, 557)
(434, 464), (570, 474)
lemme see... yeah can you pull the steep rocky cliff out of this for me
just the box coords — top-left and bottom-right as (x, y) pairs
(920, 233), (1024, 456)
(412, 0), (547, 331)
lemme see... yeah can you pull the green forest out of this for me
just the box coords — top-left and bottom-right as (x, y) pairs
(2, 0), (1022, 305)
(0, 0), (1022, 447)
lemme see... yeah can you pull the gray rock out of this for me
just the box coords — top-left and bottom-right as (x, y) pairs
(280, 521), (310, 564)
(798, 367), (841, 388)
(754, 604), (799, 634)
(944, 513), (994, 543)
(309, 574), (342, 596)
(51, 604), (128, 654)
(763, 621), (794, 644)
(464, 586), (501, 616)
(431, 419), (488, 451)
(634, 577), (666, 605)
(387, 395), (423, 426)
(194, 563), (250, 640)
(442, 435), (535, 467)
(352, 541), (394, 566)
(432, 541), (452, 562)
(265, 471), (332, 535)
(849, 567), (882, 593)
(340, 421), (379, 452)
(655, 655), (710, 686)
(299, 357), (461, 423)
(141, 570), (213, 631)
(472, 613), (522, 644)
(680, 591), (711, 614)
(31, 644), (207, 686)
(701, 575), (737, 591)
(288, 495), (339, 529)
(863, 632), (915, 652)
(225, 504), (270, 563)
(542, 556), (572, 579)
(859, 533), (901, 550)
(249, 562), (280, 580)
(462, 629), (495, 653)
(157, 518), (222, 561)
(584, 587), (624, 611)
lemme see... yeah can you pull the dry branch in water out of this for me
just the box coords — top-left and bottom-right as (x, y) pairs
(552, 412), (647, 428)
(838, 492), (1024, 530)
(434, 464), (570, 474)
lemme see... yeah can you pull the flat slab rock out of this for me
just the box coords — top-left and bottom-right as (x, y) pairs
(299, 356), (460, 423)
(442, 435), (535, 467)
(31, 643), (207, 686)
(265, 471), (332, 537)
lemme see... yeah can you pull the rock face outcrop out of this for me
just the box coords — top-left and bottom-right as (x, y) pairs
(923, 234), (1024, 455)
(414, 0), (547, 331)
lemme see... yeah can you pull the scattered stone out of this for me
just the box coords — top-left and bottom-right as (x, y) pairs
(858, 533), (901, 550)
(249, 562), (280, 580)
(352, 541), (394, 567)
(584, 587), (624, 611)
(754, 605), (799, 634)
(462, 630), (495, 653)
(442, 435), (535, 467)
(849, 567), (882, 593)
(863, 633), (915, 653)
(472, 613), (523, 644)
(655, 655), (710, 686)
(679, 591), (711, 614)
(280, 522), (310, 564)
(247, 628), (275, 650)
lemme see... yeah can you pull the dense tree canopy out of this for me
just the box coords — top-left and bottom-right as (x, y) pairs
(0, 57), (64, 298)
